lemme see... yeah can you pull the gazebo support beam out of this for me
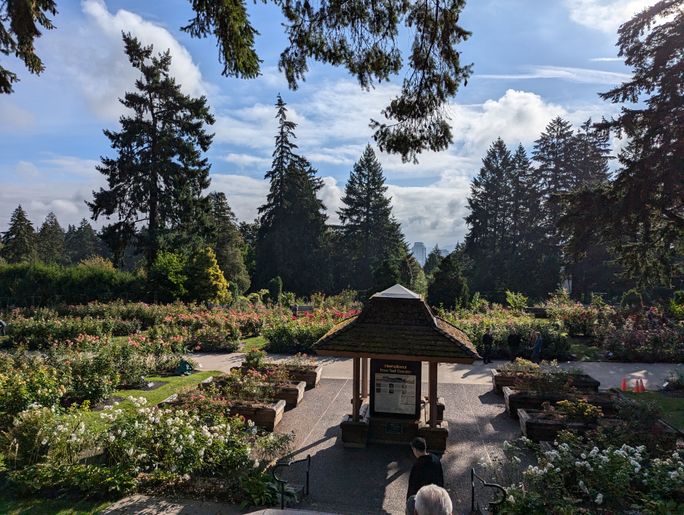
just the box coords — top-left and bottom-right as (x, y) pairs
(361, 358), (369, 398)
(429, 361), (438, 428)
(352, 357), (361, 422)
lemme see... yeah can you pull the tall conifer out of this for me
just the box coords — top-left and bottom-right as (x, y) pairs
(1, 205), (36, 263)
(89, 33), (214, 270)
(255, 96), (328, 295)
(337, 145), (405, 292)
(37, 212), (65, 264)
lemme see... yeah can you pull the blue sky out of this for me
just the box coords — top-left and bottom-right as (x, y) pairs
(0, 0), (654, 249)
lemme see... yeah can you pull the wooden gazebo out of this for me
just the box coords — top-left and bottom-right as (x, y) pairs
(314, 284), (479, 451)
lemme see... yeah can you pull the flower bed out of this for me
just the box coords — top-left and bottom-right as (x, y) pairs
(242, 351), (322, 390)
(491, 359), (600, 394)
(262, 308), (359, 354)
(518, 408), (599, 442)
(503, 387), (617, 419)
(1, 397), (293, 505)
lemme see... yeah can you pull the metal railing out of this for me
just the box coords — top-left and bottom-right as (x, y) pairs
(471, 468), (506, 514)
(272, 454), (312, 509)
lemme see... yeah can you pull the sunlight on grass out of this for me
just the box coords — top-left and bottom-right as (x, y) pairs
(626, 391), (684, 430)
(241, 335), (267, 352)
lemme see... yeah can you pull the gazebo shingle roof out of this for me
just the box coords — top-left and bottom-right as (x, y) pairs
(314, 284), (480, 363)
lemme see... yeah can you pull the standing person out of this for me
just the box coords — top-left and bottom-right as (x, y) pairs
(414, 484), (453, 515)
(507, 327), (521, 362)
(531, 331), (544, 363)
(406, 437), (444, 515)
(481, 328), (494, 364)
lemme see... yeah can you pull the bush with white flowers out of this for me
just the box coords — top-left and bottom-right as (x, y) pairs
(498, 434), (684, 514)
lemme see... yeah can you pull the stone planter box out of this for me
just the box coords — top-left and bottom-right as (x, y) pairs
(230, 399), (286, 431)
(492, 369), (600, 394)
(518, 409), (598, 442)
(341, 402), (370, 448)
(503, 387), (618, 419)
(280, 364), (322, 390)
(274, 381), (306, 409)
(242, 363), (323, 390)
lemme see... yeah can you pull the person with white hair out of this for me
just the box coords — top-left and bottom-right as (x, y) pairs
(414, 484), (453, 515)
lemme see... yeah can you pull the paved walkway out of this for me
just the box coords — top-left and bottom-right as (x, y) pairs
(194, 353), (684, 390)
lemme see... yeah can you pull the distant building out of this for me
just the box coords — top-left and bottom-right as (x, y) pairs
(411, 242), (427, 266)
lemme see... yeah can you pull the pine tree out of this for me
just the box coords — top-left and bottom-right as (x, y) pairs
(37, 212), (65, 264)
(65, 219), (103, 264)
(464, 138), (515, 299)
(337, 145), (405, 292)
(255, 96), (329, 296)
(89, 33), (215, 271)
(1, 205), (36, 263)
(427, 252), (469, 309)
(205, 192), (250, 293)
(424, 245), (443, 276)
(185, 246), (231, 304)
(563, 2), (683, 286)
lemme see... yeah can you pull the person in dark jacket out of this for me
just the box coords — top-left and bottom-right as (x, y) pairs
(406, 437), (444, 515)
(481, 328), (494, 364)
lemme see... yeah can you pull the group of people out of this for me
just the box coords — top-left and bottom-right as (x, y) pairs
(406, 437), (452, 515)
(480, 328), (544, 364)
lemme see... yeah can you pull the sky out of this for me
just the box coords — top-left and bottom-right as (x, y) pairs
(0, 0), (656, 250)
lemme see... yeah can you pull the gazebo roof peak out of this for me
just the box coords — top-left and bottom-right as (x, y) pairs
(372, 284), (421, 300)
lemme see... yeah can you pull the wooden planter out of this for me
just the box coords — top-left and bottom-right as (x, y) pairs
(503, 387), (617, 419)
(492, 369), (600, 394)
(230, 399), (286, 431)
(518, 409), (598, 442)
(274, 381), (306, 409)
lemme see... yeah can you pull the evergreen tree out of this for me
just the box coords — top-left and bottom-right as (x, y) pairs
(1, 205), (36, 263)
(89, 33), (215, 271)
(424, 245), (443, 276)
(37, 212), (65, 264)
(337, 145), (405, 292)
(427, 252), (469, 309)
(239, 219), (259, 283)
(203, 192), (250, 293)
(185, 246), (231, 304)
(464, 138), (515, 299)
(562, 0), (684, 285)
(371, 258), (402, 295)
(65, 219), (103, 264)
(255, 96), (329, 296)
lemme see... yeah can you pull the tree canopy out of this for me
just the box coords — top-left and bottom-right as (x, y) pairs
(561, 0), (684, 286)
(89, 33), (215, 270)
(2, 0), (472, 161)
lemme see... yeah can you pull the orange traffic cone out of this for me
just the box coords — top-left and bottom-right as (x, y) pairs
(620, 377), (628, 391)
(639, 379), (646, 392)
(633, 379), (640, 393)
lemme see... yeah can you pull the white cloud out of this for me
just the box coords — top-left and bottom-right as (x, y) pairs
(46, 0), (208, 120)
(0, 157), (104, 229)
(589, 57), (623, 62)
(477, 66), (630, 84)
(563, 0), (657, 33)
(223, 153), (271, 168)
(0, 102), (35, 130)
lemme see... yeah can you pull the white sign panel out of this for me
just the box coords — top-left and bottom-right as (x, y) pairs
(374, 372), (417, 415)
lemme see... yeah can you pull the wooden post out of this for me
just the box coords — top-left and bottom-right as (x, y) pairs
(361, 357), (369, 398)
(352, 357), (361, 422)
(429, 361), (438, 428)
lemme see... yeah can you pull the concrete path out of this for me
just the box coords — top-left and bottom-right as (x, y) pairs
(194, 352), (684, 390)
(274, 379), (517, 514)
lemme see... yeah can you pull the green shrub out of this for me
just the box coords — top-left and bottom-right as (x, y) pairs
(263, 316), (334, 354)
(149, 251), (188, 302)
(185, 247), (231, 305)
(505, 290), (528, 311)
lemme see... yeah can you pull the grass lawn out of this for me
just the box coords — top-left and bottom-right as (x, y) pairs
(0, 496), (110, 515)
(626, 391), (684, 431)
(568, 337), (603, 361)
(241, 335), (267, 352)
(85, 370), (222, 430)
